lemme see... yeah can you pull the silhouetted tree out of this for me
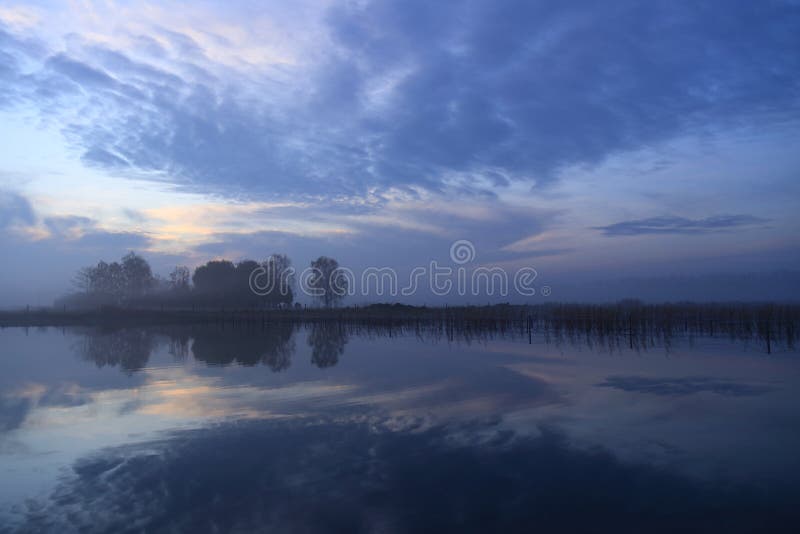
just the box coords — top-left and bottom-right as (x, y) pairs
(169, 266), (191, 292)
(258, 253), (294, 307)
(193, 260), (236, 296)
(66, 253), (298, 309)
(309, 256), (347, 307)
(69, 252), (155, 306)
(235, 260), (260, 304)
(86, 260), (125, 303)
(72, 266), (93, 293)
(190, 257), (295, 307)
(121, 252), (155, 297)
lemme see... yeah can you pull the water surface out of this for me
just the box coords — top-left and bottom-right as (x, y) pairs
(1, 325), (798, 532)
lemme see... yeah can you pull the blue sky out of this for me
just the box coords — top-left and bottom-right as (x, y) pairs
(0, 0), (799, 305)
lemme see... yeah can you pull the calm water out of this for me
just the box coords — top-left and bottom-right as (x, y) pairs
(1, 325), (799, 532)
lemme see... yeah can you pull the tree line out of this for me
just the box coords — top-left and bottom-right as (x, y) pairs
(59, 252), (347, 309)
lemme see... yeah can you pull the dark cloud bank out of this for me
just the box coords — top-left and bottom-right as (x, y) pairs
(1, 0), (799, 197)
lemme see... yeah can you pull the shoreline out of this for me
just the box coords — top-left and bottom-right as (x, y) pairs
(1, 303), (796, 354)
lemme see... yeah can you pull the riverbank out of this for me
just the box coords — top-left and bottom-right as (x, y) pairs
(1, 302), (797, 353)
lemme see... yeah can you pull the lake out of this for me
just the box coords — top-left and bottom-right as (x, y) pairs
(1, 324), (799, 532)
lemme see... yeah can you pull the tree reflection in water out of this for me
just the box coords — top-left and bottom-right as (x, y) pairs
(308, 322), (349, 368)
(191, 323), (296, 371)
(73, 328), (157, 375)
(72, 323), (299, 373)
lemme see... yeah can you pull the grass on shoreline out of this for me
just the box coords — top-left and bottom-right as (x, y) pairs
(1, 302), (797, 354)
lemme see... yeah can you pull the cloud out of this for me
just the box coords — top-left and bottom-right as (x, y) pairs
(0, 190), (161, 306)
(1, 3), (799, 304)
(184, 193), (556, 271)
(81, 147), (131, 169)
(190, 229), (334, 263)
(320, 0), (800, 186)
(1, 1), (798, 199)
(593, 215), (770, 236)
(0, 186), (557, 305)
(0, 24), (48, 106)
(38, 214), (152, 251)
(71, 230), (152, 251)
(46, 53), (121, 89)
(0, 189), (35, 229)
(43, 215), (96, 238)
(0, 6), (42, 30)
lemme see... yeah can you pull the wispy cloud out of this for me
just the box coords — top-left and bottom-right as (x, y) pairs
(1, 1), (798, 198)
(593, 215), (770, 237)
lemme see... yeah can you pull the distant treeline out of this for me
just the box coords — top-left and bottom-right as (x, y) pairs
(57, 252), (345, 309)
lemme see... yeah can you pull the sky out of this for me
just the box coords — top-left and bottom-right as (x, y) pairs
(0, 0), (799, 306)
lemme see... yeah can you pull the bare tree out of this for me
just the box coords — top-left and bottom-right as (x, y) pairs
(309, 256), (347, 307)
(72, 266), (94, 293)
(69, 252), (154, 306)
(263, 253), (294, 306)
(169, 266), (191, 292)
